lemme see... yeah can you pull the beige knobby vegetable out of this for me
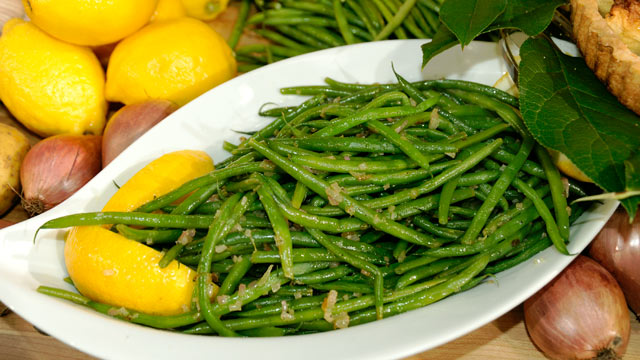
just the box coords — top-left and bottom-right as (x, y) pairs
(0, 122), (30, 216)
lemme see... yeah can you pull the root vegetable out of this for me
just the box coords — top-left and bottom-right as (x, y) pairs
(589, 205), (640, 315)
(524, 255), (630, 360)
(20, 134), (102, 216)
(0, 123), (30, 216)
(102, 100), (177, 167)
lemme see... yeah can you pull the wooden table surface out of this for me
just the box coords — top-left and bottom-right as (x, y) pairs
(1, 4), (640, 360)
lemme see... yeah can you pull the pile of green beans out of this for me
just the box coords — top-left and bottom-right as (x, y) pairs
(228, 0), (444, 72)
(37, 72), (593, 337)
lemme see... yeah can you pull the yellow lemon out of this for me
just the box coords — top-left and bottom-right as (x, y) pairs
(102, 150), (214, 212)
(181, 0), (229, 20)
(65, 150), (215, 315)
(105, 17), (236, 107)
(23, 0), (158, 46)
(548, 149), (593, 183)
(151, 0), (187, 22)
(0, 19), (106, 137)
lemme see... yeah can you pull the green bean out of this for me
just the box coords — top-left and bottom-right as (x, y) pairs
(237, 294), (328, 318)
(367, 119), (432, 170)
(437, 108), (477, 135)
(39, 212), (217, 229)
(195, 275), (449, 333)
(361, 139), (502, 209)
(476, 183), (509, 212)
(349, 254), (489, 326)
(227, 0), (251, 49)
(311, 98), (437, 139)
(274, 25), (330, 49)
(332, 0), (356, 44)
(310, 228), (384, 318)
(345, 0), (377, 36)
(510, 177), (569, 255)
(158, 242), (186, 269)
(414, 80), (519, 108)
(134, 161), (276, 213)
(448, 89), (525, 136)
(438, 175), (459, 224)
(395, 257), (466, 289)
(115, 224), (182, 245)
(249, 140), (441, 247)
(291, 154), (416, 173)
(413, 217), (463, 240)
(484, 236), (552, 274)
(299, 24), (345, 47)
(279, 86), (352, 97)
(370, 0), (407, 39)
(459, 135), (534, 245)
(311, 280), (373, 293)
(326, 160), (458, 186)
(197, 192), (243, 336)
(374, 0), (418, 40)
(251, 248), (385, 265)
(272, 137), (456, 154)
(219, 255), (253, 296)
(390, 187), (476, 220)
(257, 178), (294, 278)
(294, 265), (353, 285)
(360, 0), (385, 31)
(535, 145), (570, 241)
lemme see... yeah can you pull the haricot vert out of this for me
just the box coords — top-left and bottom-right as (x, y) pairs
(37, 72), (593, 337)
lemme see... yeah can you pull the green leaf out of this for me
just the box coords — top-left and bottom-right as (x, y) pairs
(621, 151), (640, 219)
(487, 0), (566, 35)
(439, 0), (506, 47)
(421, 24), (458, 68)
(519, 37), (640, 198)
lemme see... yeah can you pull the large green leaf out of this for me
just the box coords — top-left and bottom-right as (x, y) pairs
(439, 0), (506, 47)
(621, 152), (640, 219)
(421, 24), (458, 67)
(519, 37), (640, 215)
(487, 0), (565, 35)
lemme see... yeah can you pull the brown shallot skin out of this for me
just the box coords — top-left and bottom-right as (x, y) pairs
(20, 134), (102, 216)
(101, 99), (177, 167)
(589, 206), (640, 315)
(524, 256), (630, 360)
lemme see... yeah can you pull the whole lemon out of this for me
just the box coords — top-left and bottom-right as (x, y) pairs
(65, 150), (215, 315)
(0, 19), (106, 137)
(23, 0), (158, 46)
(105, 17), (236, 106)
(151, 0), (187, 22)
(182, 0), (229, 20)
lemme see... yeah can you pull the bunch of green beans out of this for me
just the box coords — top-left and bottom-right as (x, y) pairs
(37, 72), (593, 337)
(228, 0), (444, 72)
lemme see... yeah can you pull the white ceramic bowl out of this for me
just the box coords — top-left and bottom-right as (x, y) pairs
(0, 39), (617, 360)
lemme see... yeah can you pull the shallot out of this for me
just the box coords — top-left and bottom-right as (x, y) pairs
(589, 205), (640, 315)
(524, 255), (630, 360)
(101, 100), (177, 167)
(20, 134), (102, 216)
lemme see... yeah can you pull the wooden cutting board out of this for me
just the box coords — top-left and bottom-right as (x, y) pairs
(1, 3), (639, 359)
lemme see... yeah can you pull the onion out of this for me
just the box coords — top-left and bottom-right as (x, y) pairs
(524, 255), (630, 360)
(20, 134), (102, 216)
(101, 100), (177, 167)
(589, 205), (640, 315)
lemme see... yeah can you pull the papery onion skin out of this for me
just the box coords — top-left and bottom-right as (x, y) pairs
(102, 99), (177, 167)
(20, 134), (102, 216)
(524, 255), (630, 360)
(589, 205), (640, 315)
